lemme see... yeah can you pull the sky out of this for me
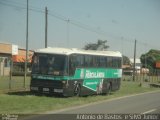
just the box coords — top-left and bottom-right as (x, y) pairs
(0, 0), (160, 58)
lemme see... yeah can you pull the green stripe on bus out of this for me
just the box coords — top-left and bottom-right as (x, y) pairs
(32, 68), (122, 81)
(73, 68), (122, 79)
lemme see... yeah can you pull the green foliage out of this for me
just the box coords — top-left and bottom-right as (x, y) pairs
(84, 39), (109, 50)
(140, 49), (160, 73)
(122, 55), (130, 65)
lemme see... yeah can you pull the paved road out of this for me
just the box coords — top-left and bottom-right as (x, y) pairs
(22, 91), (160, 120)
(58, 91), (160, 114)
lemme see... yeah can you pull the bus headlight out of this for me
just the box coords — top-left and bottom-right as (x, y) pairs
(30, 87), (38, 91)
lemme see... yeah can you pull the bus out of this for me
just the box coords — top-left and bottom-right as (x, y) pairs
(30, 47), (122, 96)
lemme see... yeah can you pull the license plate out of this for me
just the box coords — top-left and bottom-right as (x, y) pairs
(43, 88), (49, 92)
(54, 89), (63, 93)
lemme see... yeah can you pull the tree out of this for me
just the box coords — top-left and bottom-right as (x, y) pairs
(84, 39), (109, 50)
(140, 49), (160, 73)
(122, 55), (130, 65)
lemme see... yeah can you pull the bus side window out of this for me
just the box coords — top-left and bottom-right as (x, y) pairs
(93, 56), (99, 67)
(99, 56), (107, 67)
(112, 57), (121, 68)
(85, 55), (93, 67)
(70, 54), (81, 75)
(112, 57), (116, 68)
(107, 57), (113, 68)
(118, 57), (122, 68)
(84, 55), (88, 67)
(76, 55), (84, 68)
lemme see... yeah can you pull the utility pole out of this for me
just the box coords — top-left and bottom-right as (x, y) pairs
(24, 0), (29, 88)
(133, 39), (137, 81)
(144, 43), (147, 68)
(67, 19), (70, 48)
(45, 7), (48, 48)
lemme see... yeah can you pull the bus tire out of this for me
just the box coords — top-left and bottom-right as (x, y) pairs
(74, 84), (81, 96)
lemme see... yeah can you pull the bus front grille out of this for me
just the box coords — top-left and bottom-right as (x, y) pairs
(31, 79), (63, 88)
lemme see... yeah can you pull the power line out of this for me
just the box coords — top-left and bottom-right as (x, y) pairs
(1, 0), (43, 11)
(0, 0), (116, 38)
(0, 0), (107, 36)
(0, 1), (26, 10)
(0, 0), (44, 13)
(0, 0), (135, 43)
(2, 0), (27, 6)
(0, 0), (159, 50)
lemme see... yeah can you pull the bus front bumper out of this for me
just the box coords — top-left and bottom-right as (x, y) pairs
(30, 86), (64, 94)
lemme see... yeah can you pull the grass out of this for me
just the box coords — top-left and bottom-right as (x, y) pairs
(0, 75), (159, 92)
(0, 81), (159, 114)
(0, 76), (30, 92)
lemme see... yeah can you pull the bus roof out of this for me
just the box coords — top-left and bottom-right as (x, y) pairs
(35, 47), (122, 57)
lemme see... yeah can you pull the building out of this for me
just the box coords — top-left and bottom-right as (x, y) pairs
(0, 42), (13, 76)
(122, 64), (133, 75)
(130, 58), (142, 74)
(0, 42), (33, 76)
(12, 48), (33, 63)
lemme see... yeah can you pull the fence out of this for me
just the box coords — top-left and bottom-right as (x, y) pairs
(0, 74), (160, 93)
(0, 59), (32, 93)
(122, 74), (160, 82)
(0, 76), (30, 93)
(122, 74), (160, 88)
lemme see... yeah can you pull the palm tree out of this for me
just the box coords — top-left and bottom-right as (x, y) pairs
(84, 39), (109, 50)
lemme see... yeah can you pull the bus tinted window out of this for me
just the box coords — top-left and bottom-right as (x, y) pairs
(118, 57), (122, 68)
(93, 56), (100, 67)
(69, 54), (84, 75)
(68, 54), (122, 75)
(112, 57), (117, 68)
(85, 55), (93, 67)
(99, 56), (107, 67)
(32, 54), (68, 75)
(76, 55), (84, 67)
(107, 57), (113, 68)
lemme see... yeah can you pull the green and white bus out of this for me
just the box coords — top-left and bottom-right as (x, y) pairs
(30, 47), (122, 96)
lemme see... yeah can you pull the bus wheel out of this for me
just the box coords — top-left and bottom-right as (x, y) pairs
(106, 83), (112, 95)
(74, 84), (81, 96)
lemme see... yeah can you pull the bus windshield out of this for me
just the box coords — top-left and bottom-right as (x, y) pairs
(32, 53), (68, 76)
